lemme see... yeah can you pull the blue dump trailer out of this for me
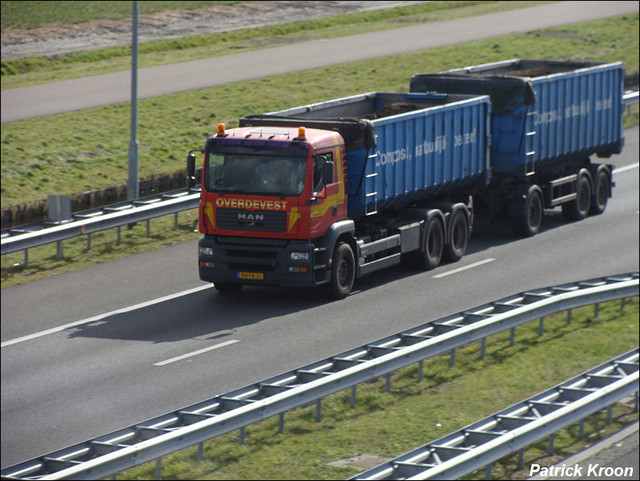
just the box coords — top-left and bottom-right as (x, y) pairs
(188, 60), (625, 297)
(411, 59), (625, 236)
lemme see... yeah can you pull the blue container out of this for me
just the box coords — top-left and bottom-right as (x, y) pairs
(411, 60), (625, 175)
(242, 92), (491, 219)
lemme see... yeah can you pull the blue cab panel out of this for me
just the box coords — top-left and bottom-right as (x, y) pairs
(411, 59), (625, 175)
(241, 92), (491, 219)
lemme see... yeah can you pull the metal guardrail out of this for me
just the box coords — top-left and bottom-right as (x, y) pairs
(1, 188), (200, 256)
(353, 348), (639, 480)
(2, 89), (639, 260)
(1, 272), (637, 480)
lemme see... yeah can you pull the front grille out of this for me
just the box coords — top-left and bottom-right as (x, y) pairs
(217, 208), (287, 232)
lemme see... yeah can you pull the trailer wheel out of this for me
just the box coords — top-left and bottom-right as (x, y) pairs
(445, 209), (469, 263)
(589, 168), (610, 216)
(418, 215), (444, 270)
(330, 242), (355, 299)
(511, 186), (543, 237)
(563, 172), (591, 221)
(214, 282), (243, 294)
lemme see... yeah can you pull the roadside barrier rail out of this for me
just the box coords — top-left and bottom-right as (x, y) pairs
(353, 348), (639, 480)
(1, 273), (638, 480)
(2, 89), (638, 260)
(1, 188), (200, 256)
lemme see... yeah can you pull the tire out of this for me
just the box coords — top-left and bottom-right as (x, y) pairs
(562, 173), (591, 221)
(417, 215), (444, 270)
(444, 209), (469, 263)
(329, 242), (355, 299)
(214, 282), (243, 294)
(589, 168), (610, 216)
(511, 186), (543, 237)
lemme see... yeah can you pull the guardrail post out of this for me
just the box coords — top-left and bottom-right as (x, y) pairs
(594, 303), (599, 318)
(485, 463), (492, 480)
(56, 240), (63, 260)
(24, 249), (29, 268)
(450, 349), (456, 367)
(548, 433), (555, 455)
(518, 449), (524, 470)
(480, 338), (486, 359)
(87, 232), (92, 250)
(117, 226), (122, 245)
(385, 373), (391, 392)
(146, 219), (151, 237)
(418, 360), (424, 382)
(509, 327), (515, 346)
(239, 426), (245, 445)
(198, 442), (204, 462)
(155, 457), (162, 480)
(174, 212), (179, 229)
(538, 316), (545, 336)
(621, 297), (626, 309)
(606, 406), (612, 425)
(316, 399), (322, 422)
(279, 413), (285, 434)
(351, 385), (357, 407)
(566, 309), (572, 325)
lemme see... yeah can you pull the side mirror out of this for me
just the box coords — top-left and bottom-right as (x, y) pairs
(186, 153), (196, 192)
(322, 160), (334, 185)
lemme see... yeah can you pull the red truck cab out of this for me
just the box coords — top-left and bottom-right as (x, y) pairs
(191, 124), (349, 292)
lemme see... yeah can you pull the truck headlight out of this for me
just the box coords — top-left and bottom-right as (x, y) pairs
(290, 251), (309, 261)
(199, 246), (214, 256)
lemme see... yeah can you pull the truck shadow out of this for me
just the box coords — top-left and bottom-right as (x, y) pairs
(64, 282), (332, 343)
(65, 210), (583, 343)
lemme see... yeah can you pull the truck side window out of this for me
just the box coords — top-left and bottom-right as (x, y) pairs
(313, 152), (333, 193)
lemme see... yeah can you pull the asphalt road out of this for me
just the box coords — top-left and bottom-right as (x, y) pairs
(1, 1), (638, 123)
(1, 128), (637, 469)
(1, 0), (639, 474)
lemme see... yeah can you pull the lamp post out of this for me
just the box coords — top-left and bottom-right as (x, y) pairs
(128, 0), (139, 201)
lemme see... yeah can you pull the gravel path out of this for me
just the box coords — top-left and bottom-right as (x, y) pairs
(1, 1), (425, 59)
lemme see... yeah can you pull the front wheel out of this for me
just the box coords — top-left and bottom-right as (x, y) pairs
(329, 242), (355, 299)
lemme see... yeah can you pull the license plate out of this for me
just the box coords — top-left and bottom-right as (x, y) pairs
(237, 272), (264, 280)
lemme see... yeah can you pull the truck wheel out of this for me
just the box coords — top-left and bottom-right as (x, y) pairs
(330, 242), (355, 299)
(445, 209), (469, 263)
(589, 169), (610, 216)
(418, 215), (444, 270)
(563, 173), (591, 221)
(214, 282), (243, 294)
(511, 186), (543, 237)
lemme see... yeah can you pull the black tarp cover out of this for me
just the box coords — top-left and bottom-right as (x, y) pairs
(410, 74), (536, 113)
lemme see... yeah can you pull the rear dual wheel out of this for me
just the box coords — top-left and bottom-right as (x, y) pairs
(444, 209), (469, 263)
(417, 215), (444, 270)
(589, 168), (610, 216)
(511, 186), (543, 237)
(562, 173), (591, 221)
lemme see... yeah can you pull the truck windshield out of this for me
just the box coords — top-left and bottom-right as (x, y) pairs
(205, 151), (308, 196)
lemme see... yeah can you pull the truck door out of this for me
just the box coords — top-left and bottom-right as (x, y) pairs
(310, 150), (345, 237)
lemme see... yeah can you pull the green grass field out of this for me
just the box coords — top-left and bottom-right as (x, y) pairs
(116, 298), (639, 480)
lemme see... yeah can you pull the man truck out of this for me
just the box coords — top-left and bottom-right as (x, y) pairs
(186, 59), (624, 298)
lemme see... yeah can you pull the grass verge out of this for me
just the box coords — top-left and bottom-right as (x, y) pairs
(1, 14), (638, 288)
(115, 298), (639, 480)
(1, 2), (531, 87)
